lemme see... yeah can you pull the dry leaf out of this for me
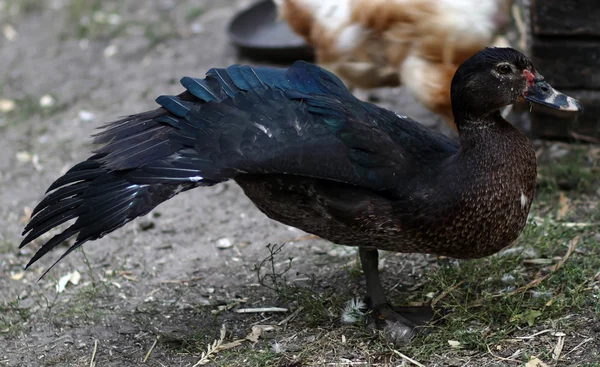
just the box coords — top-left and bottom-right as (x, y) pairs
(557, 192), (569, 220)
(245, 325), (275, 343)
(448, 340), (461, 348)
(11, 272), (24, 281)
(215, 339), (243, 351)
(15, 151), (32, 163)
(526, 356), (549, 367)
(20, 206), (33, 223)
(56, 271), (81, 293)
(70, 270), (81, 285)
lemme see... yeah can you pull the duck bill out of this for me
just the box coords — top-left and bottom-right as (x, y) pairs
(524, 80), (583, 113)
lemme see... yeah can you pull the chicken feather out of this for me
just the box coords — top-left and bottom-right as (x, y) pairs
(276, 0), (512, 128)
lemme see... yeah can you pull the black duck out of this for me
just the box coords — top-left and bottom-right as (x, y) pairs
(21, 47), (582, 343)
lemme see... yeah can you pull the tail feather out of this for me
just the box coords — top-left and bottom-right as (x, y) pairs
(46, 167), (106, 193)
(93, 110), (162, 144)
(20, 157), (204, 274)
(25, 198), (83, 234)
(34, 183), (90, 215)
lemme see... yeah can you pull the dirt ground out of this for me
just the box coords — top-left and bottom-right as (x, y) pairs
(1, 1), (598, 367)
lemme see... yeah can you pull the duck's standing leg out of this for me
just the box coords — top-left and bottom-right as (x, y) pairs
(359, 247), (431, 344)
(359, 247), (389, 306)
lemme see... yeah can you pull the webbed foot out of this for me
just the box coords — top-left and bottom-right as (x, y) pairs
(366, 302), (435, 345)
(358, 247), (437, 345)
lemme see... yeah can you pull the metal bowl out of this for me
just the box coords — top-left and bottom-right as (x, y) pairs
(227, 0), (315, 63)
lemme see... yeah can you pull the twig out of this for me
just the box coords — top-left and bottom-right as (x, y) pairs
(236, 307), (288, 314)
(390, 349), (426, 367)
(563, 337), (594, 357)
(486, 344), (520, 364)
(514, 329), (553, 340)
(570, 132), (600, 144)
(287, 234), (319, 242)
(531, 217), (595, 228)
(159, 277), (203, 284)
(80, 247), (98, 288)
(552, 333), (565, 361)
(254, 243), (294, 292)
(406, 280), (429, 292)
(143, 336), (159, 363)
(192, 324), (226, 366)
(431, 280), (466, 307)
(90, 339), (98, 367)
(278, 306), (304, 326)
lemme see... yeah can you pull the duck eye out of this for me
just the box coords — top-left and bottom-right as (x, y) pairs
(497, 64), (512, 74)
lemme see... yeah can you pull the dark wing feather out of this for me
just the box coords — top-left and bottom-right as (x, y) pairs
(22, 61), (458, 273)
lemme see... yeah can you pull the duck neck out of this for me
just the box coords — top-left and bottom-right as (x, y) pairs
(455, 108), (500, 130)
(453, 110), (536, 182)
(456, 110), (516, 148)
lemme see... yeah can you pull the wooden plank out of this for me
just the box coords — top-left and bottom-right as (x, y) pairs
(530, 39), (600, 90)
(530, 90), (600, 140)
(532, 0), (600, 36)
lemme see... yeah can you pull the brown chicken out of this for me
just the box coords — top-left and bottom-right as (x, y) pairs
(275, 0), (512, 128)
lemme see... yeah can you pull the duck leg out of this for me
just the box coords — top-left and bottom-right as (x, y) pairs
(359, 247), (434, 344)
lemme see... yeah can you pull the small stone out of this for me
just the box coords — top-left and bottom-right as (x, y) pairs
(0, 99), (15, 113)
(103, 44), (118, 58)
(138, 221), (155, 231)
(107, 14), (121, 25)
(447, 357), (463, 366)
(2, 24), (17, 41)
(79, 39), (89, 50)
(548, 144), (569, 159)
(190, 22), (204, 34)
(39, 95), (55, 108)
(78, 110), (95, 122)
(216, 237), (233, 249)
(327, 246), (357, 258)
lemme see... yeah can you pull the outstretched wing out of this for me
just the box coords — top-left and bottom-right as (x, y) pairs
(96, 61), (458, 190)
(21, 61), (458, 274)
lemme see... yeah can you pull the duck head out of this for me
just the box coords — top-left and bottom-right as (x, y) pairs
(450, 47), (582, 128)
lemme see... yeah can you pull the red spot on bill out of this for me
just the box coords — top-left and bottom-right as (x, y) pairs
(522, 70), (535, 87)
